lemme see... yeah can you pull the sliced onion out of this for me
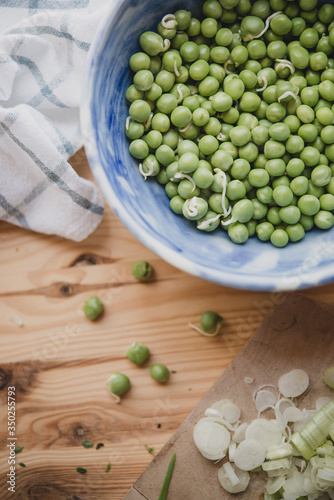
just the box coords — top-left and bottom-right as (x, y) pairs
(193, 417), (231, 460)
(233, 438), (266, 471)
(278, 369), (309, 398)
(218, 462), (250, 493)
(255, 389), (277, 412)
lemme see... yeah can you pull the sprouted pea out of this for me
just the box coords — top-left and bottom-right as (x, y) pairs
(189, 311), (224, 337)
(106, 372), (131, 403)
(126, 5), (334, 248)
(83, 296), (104, 321)
(150, 363), (170, 383)
(126, 342), (150, 365)
(131, 260), (153, 280)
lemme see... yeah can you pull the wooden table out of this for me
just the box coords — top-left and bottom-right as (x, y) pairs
(0, 149), (334, 500)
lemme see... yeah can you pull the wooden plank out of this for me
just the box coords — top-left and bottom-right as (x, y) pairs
(0, 149), (334, 499)
(125, 293), (334, 500)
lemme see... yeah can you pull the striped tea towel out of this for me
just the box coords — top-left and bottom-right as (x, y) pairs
(0, 0), (107, 241)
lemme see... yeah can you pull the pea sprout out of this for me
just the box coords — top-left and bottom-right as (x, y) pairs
(139, 161), (153, 180)
(256, 75), (268, 93)
(189, 311), (224, 337)
(144, 112), (154, 130)
(278, 91), (299, 103)
(214, 168), (231, 218)
(184, 197), (198, 217)
(177, 84), (184, 103)
(125, 116), (132, 130)
(174, 60), (180, 77)
(253, 11), (283, 40)
(161, 39), (171, 52)
(275, 58), (295, 75)
(216, 132), (228, 142)
(224, 60), (235, 75)
(179, 122), (193, 133)
(197, 213), (223, 230)
(171, 172), (196, 192)
(161, 14), (177, 30)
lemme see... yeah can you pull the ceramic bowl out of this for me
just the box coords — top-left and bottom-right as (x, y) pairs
(81, 0), (334, 291)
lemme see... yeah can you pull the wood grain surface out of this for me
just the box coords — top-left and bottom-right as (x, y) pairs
(0, 148), (334, 500)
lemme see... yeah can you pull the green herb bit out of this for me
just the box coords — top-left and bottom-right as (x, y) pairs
(76, 467), (87, 474)
(106, 462), (111, 472)
(158, 452), (176, 500)
(14, 446), (24, 454)
(145, 445), (156, 456)
(18, 463), (26, 467)
(96, 443), (104, 450)
(82, 441), (94, 448)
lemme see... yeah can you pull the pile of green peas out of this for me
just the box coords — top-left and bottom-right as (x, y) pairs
(125, 0), (334, 247)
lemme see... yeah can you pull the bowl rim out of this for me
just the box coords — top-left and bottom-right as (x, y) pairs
(80, 1), (334, 292)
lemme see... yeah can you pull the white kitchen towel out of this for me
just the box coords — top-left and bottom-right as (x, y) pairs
(0, 0), (107, 242)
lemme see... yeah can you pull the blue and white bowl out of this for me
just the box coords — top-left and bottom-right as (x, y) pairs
(81, 0), (334, 291)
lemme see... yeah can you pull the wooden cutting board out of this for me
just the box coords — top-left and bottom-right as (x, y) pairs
(124, 293), (334, 500)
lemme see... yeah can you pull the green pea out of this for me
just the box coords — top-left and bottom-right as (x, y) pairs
(220, 142), (239, 159)
(267, 206), (282, 225)
(320, 193), (334, 211)
(198, 76), (219, 97)
(125, 84), (144, 103)
(239, 92), (261, 113)
(139, 31), (167, 56)
(256, 221), (275, 241)
(106, 372), (131, 398)
(210, 92), (233, 113)
(285, 136), (304, 156)
(273, 185), (293, 207)
(314, 210), (334, 229)
(204, 117), (223, 136)
(83, 296), (104, 320)
(229, 125), (251, 147)
(178, 140), (199, 157)
(298, 124), (318, 143)
(226, 180), (246, 200)
(289, 45), (310, 70)
(227, 222), (249, 244)
(200, 310), (223, 332)
(126, 342), (150, 365)
(291, 17), (306, 37)
(316, 108), (334, 126)
(126, 121), (145, 140)
(300, 146), (320, 167)
(240, 15), (265, 42)
(231, 159), (251, 180)
(311, 165), (332, 187)
(297, 194), (320, 215)
(129, 100), (151, 123)
(270, 228), (289, 247)
(215, 27), (233, 46)
(300, 28), (319, 49)
(264, 140), (286, 159)
(170, 195), (185, 214)
(199, 135), (219, 155)
(150, 363), (169, 383)
(248, 168), (270, 188)
(251, 125), (270, 146)
(232, 199), (254, 223)
(279, 205), (301, 224)
(321, 125), (334, 145)
(224, 77), (245, 100)
(178, 180), (200, 199)
(272, 176), (290, 189)
(251, 198), (268, 219)
(155, 145), (174, 166)
(165, 181), (178, 199)
(211, 150), (234, 171)
(239, 143), (259, 162)
(220, 107), (240, 124)
(257, 185), (273, 204)
(189, 60), (210, 81)
(296, 105), (315, 124)
(197, 210), (221, 232)
(129, 139), (149, 160)
(286, 158), (305, 178)
(209, 193), (230, 214)
(162, 130), (179, 150)
(266, 102), (286, 123)
(170, 106), (192, 128)
(192, 167), (214, 189)
(192, 108), (210, 127)
(239, 69), (258, 90)
(130, 52), (151, 72)
(265, 159), (286, 177)
(308, 181), (324, 199)
(286, 223), (305, 242)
